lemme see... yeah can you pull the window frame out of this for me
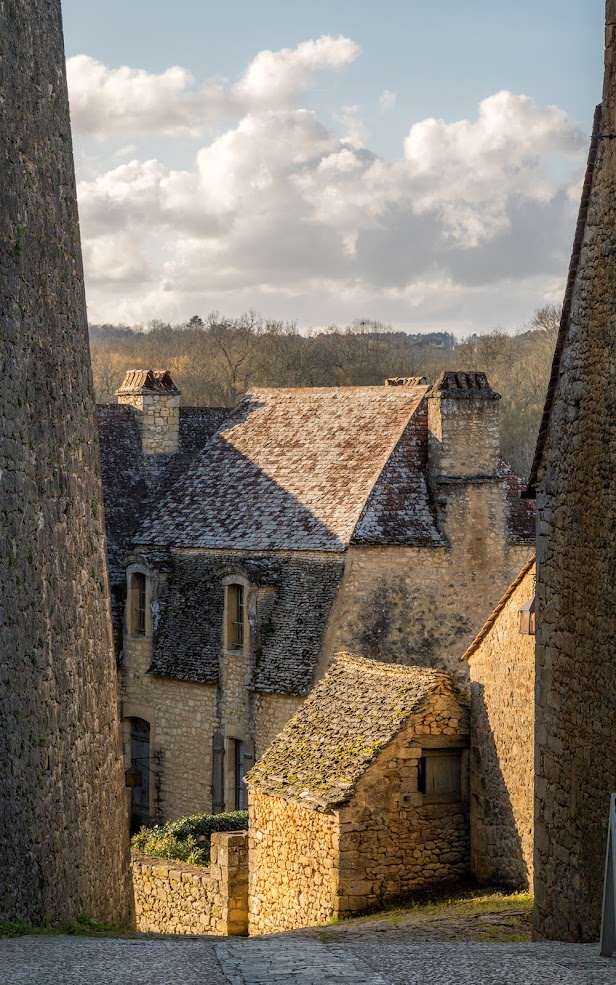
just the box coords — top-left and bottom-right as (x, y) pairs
(417, 746), (465, 805)
(223, 577), (250, 653)
(126, 561), (156, 638)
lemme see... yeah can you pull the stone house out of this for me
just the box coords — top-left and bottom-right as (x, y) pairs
(246, 651), (470, 934)
(521, 0), (616, 942)
(96, 368), (533, 829)
(462, 556), (536, 891)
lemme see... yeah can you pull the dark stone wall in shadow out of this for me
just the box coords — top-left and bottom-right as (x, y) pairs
(0, 0), (131, 924)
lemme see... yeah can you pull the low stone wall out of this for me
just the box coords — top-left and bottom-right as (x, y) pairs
(131, 831), (248, 936)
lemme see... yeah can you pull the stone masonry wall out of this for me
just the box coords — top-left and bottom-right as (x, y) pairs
(337, 696), (469, 915)
(468, 564), (535, 889)
(253, 693), (304, 758)
(132, 831), (248, 935)
(117, 392), (180, 455)
(428, 395), (500, 478)
(248, 792), (339, 935)
(533, 3), (616, 941)
(0, 0), (131, 924)
(122, 635), (218, 819)
(248, 693), (469, 934)
(122, 634), (302, 821)
(324, 519), (531, 680)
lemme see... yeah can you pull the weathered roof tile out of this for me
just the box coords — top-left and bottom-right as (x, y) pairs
(136, 386), (435, 551)
(247, 651), (469, 810)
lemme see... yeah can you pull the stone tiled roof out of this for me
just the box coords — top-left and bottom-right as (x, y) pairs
(429, 371), (500, 400)
(247, 652), (468, 810)
(352, 405), (445, 546)
(502, 463), (536, 544)
(149, 551), (344, 693)
(116, 369), (180, 395)
(136, 385), (441, 552)
(97, 404), (230, 643)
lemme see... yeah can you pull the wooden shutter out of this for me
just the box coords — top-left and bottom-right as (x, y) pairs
(241, 738), (255, 810)
(212, 732), (224, 814)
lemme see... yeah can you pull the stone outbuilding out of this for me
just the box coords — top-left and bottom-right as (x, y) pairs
(97, 369), (532, 829)
(463, 557), (536, 891)
(246, 652), (470, 934)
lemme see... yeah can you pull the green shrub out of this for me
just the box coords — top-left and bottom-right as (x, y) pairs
(131, 810), (248, 867)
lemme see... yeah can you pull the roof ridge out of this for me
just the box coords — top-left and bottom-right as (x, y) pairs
(333, 650), (445, 679)
(526, 105), (602, 494)
(461, 553), (536, 661)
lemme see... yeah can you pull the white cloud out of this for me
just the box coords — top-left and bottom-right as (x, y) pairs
(379, 90), (397, 113)
(72, 45), (585, 332)
(67, 36), (360, 135)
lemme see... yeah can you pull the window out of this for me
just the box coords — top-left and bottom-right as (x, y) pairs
(417, 748), (462, 804)
(129, 571), (147, 635)
(232, 738), (246, 810)
(129, 717), (150, 834)
(226, 583), (246, 650)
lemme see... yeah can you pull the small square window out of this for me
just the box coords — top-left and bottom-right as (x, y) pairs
(418, 748), (462, 804)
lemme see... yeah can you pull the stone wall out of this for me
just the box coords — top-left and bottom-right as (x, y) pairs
(248, 792), (339, 934)
(428, 389), (500, 479)
(132, 831), (248, 935)
(122, 634), (302, 821)
(248, 694), (469, 934)
(337, 698), (469, 915)
(116, 392), (180, 456)
(324, 528), (531, 680)
(467, 562), (535, 889)
(532, 3), (616, 942)
(0, 0), (131, 924)
(122, 635), (218, 819)
(253, 693), (304, 757)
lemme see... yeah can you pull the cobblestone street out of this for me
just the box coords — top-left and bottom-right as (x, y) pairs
(0, 936), (614, 985)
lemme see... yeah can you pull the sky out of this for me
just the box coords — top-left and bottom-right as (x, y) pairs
(61, 0), (605, 335)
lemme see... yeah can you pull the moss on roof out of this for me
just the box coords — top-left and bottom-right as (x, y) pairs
(246, 652), (468, 811)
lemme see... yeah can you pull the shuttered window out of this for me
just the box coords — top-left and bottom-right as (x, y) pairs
(130, 572), (147, 635)
(418, 748), (462, 804)
(225, 584), (247, 651)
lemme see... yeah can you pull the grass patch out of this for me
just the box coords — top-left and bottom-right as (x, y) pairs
(306, 885), (533, 943)
(0, 914), (128, 939)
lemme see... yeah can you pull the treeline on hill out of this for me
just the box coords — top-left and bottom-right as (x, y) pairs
(89, 306), (560, 479)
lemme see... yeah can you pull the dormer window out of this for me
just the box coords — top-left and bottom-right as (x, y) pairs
(126, 563), (155, 637)
(226, 584), (246, 650)
(130, 571), (147, 635)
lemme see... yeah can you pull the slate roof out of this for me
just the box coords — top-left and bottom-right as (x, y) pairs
(97, 404), (230, 587)
(502, 463), (536, 544)
(149, 551), (344, 694)
(136, 385), (444, 552)
(96, 404), (229, 642)
(246, 651), (469, 810)
(526, 106), (601, 494)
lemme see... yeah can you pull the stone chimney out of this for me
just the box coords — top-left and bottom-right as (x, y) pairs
(116, 369), (181, 455)
(384, 376), (428, 387)
(427, 371), (500, 479)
